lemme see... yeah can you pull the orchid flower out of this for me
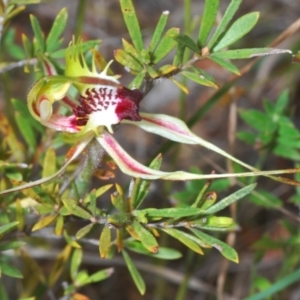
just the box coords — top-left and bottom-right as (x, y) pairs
(1, 41), (299, 195)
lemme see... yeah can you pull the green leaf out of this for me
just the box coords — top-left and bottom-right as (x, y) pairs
(63, 231), (81, 249)
(129, 71), (145, 89)
(70, 248), (82, 280)
(30, 14), (45, 53)
(207, 0), (242, 49)
(0, 260), (23, 278)
(208, 55), (240, 75)
(173, 42), (185, 66)
(83, 184), (113, 204)
(119, 0), (143, 52)
(88, 268), (114, 283)
(191, 216), (235, 230)
(249, 189), (282, 208)
(22, 34), (33, 59)
(122, 250), (146, 295)
(114, 49), (143, 72)
(244, 268), (300, 300)
(35, 203), (54, 214)
(42, 148), (56, 190)
(274, 145), (300, 160)
(239, 109), (269, 131)
(141, 207), (204, 219)
(152, 28), (179, 64)
(204, 183), (256, 215)
(130, 154), (162, 210)
(86, 189), (97, 216)
(122, 38), (140, 60)
(131, 220), (158, 253)
(111, 184), (127, 212)
(99, 226), (111, 258)
(274, 90), (289, 114)
(62, 199), (92, 220)
(125, 239), (182, 260)
(54, 215), (64, 236)
(213, 12), (260, 51)
(197, 192), (217, 210)
(210, 48), (290, 59)
(0, 241), (26, 251)
(173, 34), (199, 53)
(182, 70), (218, 89)
(237, 131), (256, 145)
(0, 221), (19, 235)
(161, 228), (205, 255)
(32, 214), (57, 232)
(46, 8), (68, 53)
(11, 98), (41, 149)
(198, 0), (220, 46)
(51, 39), (100, 58)
(190, 229), (239, 262)
(148, 11), (170, 53)
(76, 223), (94, 240)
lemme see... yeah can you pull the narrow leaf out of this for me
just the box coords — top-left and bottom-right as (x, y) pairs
(130, 154), (162, 210)
(30, 14), (45, 52)
(54, 215), (64, 236)
(152, 28), (179, 64)
(0, 241), (26, 251)
(131, 220), (158, 253)
(88, 268), (114, 283)
(126, 239), (181, 259)
(46, 8), (68, 52)
(161, 228), (204, 254)
(76, 223), (94, 240)
(0, 261), (23, 278)
(122, 250), (146, 295)
(173, 34), (199, 53)
(111, 184), (127, 212)
(170, 77), (189, 94)
(141, 207), (204, 218)
(190, 229), (239, 262)
(99, 226), (111, 258)
(198, 0), (220, 46)
(70, 248), (83, 280)
(114, 49), (143, 72)
(62, 199), (92, 220)
(129, 71), (145, 89)
(213, 12), (260, 51)
(0, 221), (19, 235)
(204, 183), (256, 215)
(42, 148), (56, 191)
(32, 214), (57, 232)
(148, 11), (170, 53)
(211, 48), (291, 59)
(119, 0), (143, 52)
(182, 70), (218, 89)
(244, 268), (300, 300)
(208, 55), (240, 75)
(207, 0), (242, 49)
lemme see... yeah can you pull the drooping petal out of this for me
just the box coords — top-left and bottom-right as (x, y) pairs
(96, 132), (298, 181)
(123, 113), (261, 172)
(122, 113), (300, 184)
(0, 135), (93, 195)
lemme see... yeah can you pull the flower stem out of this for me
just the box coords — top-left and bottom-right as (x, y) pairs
(71, 138), (104, 199)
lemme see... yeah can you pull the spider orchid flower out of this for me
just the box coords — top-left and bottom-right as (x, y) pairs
(1, 42), (299, 195)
